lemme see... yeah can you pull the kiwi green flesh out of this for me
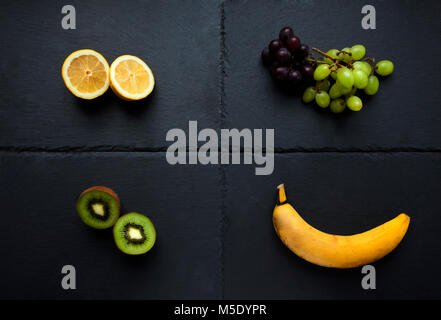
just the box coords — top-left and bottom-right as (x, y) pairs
(113, 213), (156, 255)
(77, 190), (119, 229)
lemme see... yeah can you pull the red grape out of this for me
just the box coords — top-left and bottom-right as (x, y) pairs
(261, 48), (272, 66)
(275, 48), (291, 65)
(279, 27), (294, 43)
(296, 44), (309, 58)
(293, 61), (303, 69)
(269, 39), (283, 55)
(285, 36), (301, 53)
(269, 61), (281, 77)
(300, 64), (314, 80)
(261, 26), (314, 90)
(288, 69), (302, 83)
(273, 67), (290, 81)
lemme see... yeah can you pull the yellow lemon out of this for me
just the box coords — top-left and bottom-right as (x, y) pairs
(62, 49), (110, 99)
(109, 55), (154, 101)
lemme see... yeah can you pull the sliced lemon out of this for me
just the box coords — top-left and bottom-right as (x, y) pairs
(62, 49), (110, 99)
(109, 55), (154, 101)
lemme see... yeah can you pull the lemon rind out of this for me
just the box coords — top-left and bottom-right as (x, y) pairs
(61, 49), (110, 100)
(109, 55), (155, 101)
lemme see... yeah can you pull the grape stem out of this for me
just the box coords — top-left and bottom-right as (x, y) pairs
(336, 50), (352, 57)
(306, 57), (327, 64)
(314, 79), (325, 90)
(312, 48), (334, 60)
(312, 48), (345, 68)
(361, 57), (376, 75)
(335, 50), (354, 68)
(362, 57), (375, 63)
(312, 47), (377, 72)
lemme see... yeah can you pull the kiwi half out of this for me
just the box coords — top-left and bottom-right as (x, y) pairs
(113, 212), (156, 255)
(76, 186), (120, 229)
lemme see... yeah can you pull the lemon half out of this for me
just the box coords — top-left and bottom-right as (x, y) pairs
(109, 55), (154, 101)
(62, 49), (110, 99)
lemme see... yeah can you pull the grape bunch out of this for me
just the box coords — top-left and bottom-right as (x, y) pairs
(261, 27), (314, 88)
(302, 45), (394, 113)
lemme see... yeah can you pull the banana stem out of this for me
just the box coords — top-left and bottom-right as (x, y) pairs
(277, 184), (287, 204)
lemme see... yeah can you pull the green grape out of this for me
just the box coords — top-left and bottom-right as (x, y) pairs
(330, 99), (346, 113)
(338, 47), (352, 62)
(302, 86), (317, 103)
(315, 91), (330, 108)
(375, 60), (394, 76)
(347, 95), (363, 111)
(337, 47), (349, 59)
(330, 71), (337, 80)
(350, 87), (357, 96)
(364, 75), (379, 95)
(314, 64), (331, 81)
(324, 49), (339, 64)
(329, 83), (342, 99)
(351, 45), (366, 60)
(316, 79), (330, 91)
(353, 69), (368, 89)
(336, 67), (354, 88)
(328, 49), (339, 59)
(335, 82), (352, 95)
(343, 50), (353, 62)
(353, 61), (372, 76)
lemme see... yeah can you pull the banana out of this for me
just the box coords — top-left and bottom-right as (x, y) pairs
(273, 184), (410, 269)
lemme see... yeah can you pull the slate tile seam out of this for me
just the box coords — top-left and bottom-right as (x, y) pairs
(0, 146), (169, 153)
(0, 147), (440, 153)
(270, 147), (441, 153)
(218, 0), (228, 124)
(2, 0), (440, 300)
(218, 0), (227, 300)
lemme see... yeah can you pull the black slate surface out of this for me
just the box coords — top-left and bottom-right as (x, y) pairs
(0, 0), (220, 149)
(0, 0), (440, 300)
(223, 153), (441, 299)
(223, 0), (441, 150)
(0, 152), (222, 299)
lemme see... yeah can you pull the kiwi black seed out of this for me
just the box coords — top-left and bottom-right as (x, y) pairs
(113, 212), (156, 255)
(76, 186), (120, 229)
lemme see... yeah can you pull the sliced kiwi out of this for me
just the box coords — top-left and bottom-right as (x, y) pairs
(76, 186), (120, 229)
(113, 213), (156, 255)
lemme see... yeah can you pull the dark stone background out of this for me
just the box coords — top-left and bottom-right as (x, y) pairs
(0, 0), (440, 299)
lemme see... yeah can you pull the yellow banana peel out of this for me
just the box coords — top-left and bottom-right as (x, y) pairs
(273, 184), (410, 268)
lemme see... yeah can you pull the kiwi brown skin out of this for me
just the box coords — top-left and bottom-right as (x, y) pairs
(77, 186), (120, 209)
